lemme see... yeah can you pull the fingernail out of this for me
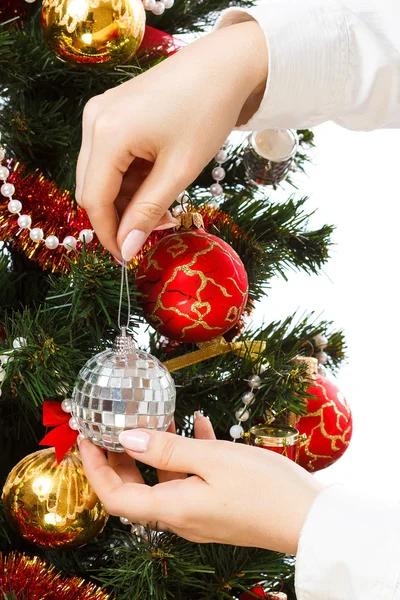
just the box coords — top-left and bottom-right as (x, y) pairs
(121, 230), (148, 262)
(119, 430), (150, 452)
(194, 411), (203, 419)
(77, 434), (86, 447)
(154, 219), (179, 231)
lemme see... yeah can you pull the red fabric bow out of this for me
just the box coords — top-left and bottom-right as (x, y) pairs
(39, 401), (78, 463)
(140, 25), (186, 58)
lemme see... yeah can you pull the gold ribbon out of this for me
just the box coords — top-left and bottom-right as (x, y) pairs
(164, 337), (267, 373)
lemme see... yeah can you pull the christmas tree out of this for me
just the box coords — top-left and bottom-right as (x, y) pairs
(0, 2), (351, 599)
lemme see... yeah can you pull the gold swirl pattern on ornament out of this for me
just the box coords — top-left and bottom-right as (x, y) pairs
(3, 448), (97, 522)
(296, 382), (352, 470)
(147, 232), (247, 337)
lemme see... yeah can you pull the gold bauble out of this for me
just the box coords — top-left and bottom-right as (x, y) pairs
(2, 447), (108, 549)
(41, 0), (146, 67)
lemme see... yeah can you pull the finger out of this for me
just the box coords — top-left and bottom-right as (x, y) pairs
(118, 428), (220, 478)
(76, 97), (101, 204)
(108, 450), (144, 484)
(157, 420), (186, 483)
(80, 131), (134, 258)
(79, 439), (157, 522)
(194, 412), (216, 440)
(117, 154), (188, 262)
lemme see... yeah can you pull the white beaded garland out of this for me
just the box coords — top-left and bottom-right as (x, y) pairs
(152, 2), (165, 14)
(68, 416), (80, 431)
(230, 424), (244, 439)
(235, 409), (250, 422)
(45, 235), (59, 250)
(212, 166), (226, 182)
(61, 398), (73, 413)
(63, 236), (77, 250)
(0, 137), (93, 257)
(214, 149), (228, 163)
(210, 183), (223, 197)
(30, 227), (44, 242)
(143, 0), (156, 7)
(7, 199), (22, 214)
(1, 183), (15, 197)
(120, 516), (131, 526)
(162, 0), (174, 7)
(79, 229), (94, 243)
(17, 215), (32, 229)
(242, 391), (255, 405)
(248, 375), (262, 389)
(0, 166), (10, 180)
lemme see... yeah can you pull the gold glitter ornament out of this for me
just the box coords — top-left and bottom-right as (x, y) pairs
(2, 447), (108, 549)
(41, 0), (146, 67)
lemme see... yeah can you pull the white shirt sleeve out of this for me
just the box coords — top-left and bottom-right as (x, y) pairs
(214, 0), (400, 131)
(295, 484), (400, 600)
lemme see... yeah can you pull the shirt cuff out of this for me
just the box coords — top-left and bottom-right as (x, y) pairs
(295, 484), (400, 600)
(214, 0), (349, 131)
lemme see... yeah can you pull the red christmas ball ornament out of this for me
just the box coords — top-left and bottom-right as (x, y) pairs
(136, 212), (249, 343)
(240, 585), (267, 599)
(292, 357), (353, 472)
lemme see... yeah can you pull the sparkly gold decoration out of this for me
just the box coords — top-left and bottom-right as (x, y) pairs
(0, 552), (112, 599)
(176, 211), (205, 230)
(41, 0), (146, 67)
(164, 338), (267, 372)
(2, 447), (108, 549)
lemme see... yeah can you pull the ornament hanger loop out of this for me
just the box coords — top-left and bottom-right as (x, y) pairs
(180, 191), (191, 213)
(118, 261), (131, 334)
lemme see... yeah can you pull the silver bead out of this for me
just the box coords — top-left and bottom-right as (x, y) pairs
(17, 214), (32, 229)
(242, 391), (255, 406)
(143, 0), (156, 8)
(61, 398), (73, 413)
(63, 236), (77, 250)
(230, 424), (244, 439)
(162, 0), (174, 7)
(316, 351), (329, 365)
(0, 166), (10, 180)
(1, 183), (15, 197)
(313, 333), (328, 349)
(214, 149), (228, 163)
(30, 227), (44, 242)
(25, 0), (37, 3)
(79, 229), (94, 243)
(212, 166), (226, 181)
(7, 199), (22, 214)
(257, 363), (268, 374)
(0, 355), (11, 365)
(120, 516), (131, 526)
(13, 337), (27, 349)
(210, 183), (223, 197)
(71, 339), (176, 452)
(45, 235), (59, 250)
(0, 148), (5, 161)
(235, 409), (250, 422)
(248, 374), (262, 389)
(152, 2), (165, 14)
(69, 416), (80, 431)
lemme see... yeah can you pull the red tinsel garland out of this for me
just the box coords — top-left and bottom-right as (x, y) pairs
(0, 162), (250, 273)
(0, 552), (111, 600)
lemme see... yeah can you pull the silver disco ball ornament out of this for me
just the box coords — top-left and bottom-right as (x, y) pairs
(71, 331), (176, 452)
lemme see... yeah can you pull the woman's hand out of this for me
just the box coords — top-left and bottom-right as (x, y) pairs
(79, 414), (324, 554)
(75, 20), (268, 262)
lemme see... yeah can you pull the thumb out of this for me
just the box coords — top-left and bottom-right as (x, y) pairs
(118, 429), (217, 479)
(117, 155), (187, 262)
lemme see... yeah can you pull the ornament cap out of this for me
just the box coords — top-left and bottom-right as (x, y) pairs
(248, 424), (299, 448)
(113, 329), (136, 354)
(176, 211), (204, 230)
(292, 355), (318, 376)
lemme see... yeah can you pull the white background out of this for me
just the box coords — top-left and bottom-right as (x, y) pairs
(252, 122), (400, 501)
